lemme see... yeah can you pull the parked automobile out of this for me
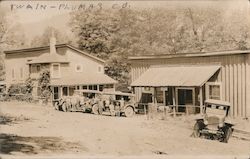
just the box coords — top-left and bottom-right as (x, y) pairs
(95, 91), (137, 117)
(193, 99), (233, 143)
(54, 90), (102, 113)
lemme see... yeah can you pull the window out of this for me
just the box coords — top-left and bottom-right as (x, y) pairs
(99, 85), (104, 91)
(69, 87), (75, 96)
(82, 85), (87, 90)
(155, 87), (163, 103)
(98, 66), (103, 73)
(104, 84), (114, 89)
(37, 65), (41, 72)
(51, 63), (60, 78)
(63, 87), (68, 96)
(89, 85), (93, 90)
(206, 82), (222, 100)
(75, 64), (82, 72)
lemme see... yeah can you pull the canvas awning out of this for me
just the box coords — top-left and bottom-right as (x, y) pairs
(50, 73), (117, 86)
(131, 65), (221, 87)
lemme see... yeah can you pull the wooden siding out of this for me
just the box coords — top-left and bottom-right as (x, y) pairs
(130, 54), (249, 118)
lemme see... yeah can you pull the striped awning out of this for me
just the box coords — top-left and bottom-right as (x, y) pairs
(131, 65), (221, 87)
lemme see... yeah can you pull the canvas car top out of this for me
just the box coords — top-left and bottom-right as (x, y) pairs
(205, 99), (231, 107)
(102, 91), (135, 97)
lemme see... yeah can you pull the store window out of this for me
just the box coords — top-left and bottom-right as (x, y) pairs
(82, 85), (87, 90)
(206, 82), (221, 100)
(155, 87), (164, 103)
(69, 87), (75, 96)
(63, 87), (68, 96)
(99, 85), (104, 91)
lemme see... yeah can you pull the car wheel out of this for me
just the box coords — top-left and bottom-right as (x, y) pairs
(124, 106), (134, 117)
(221, 127), (232, 143)
(193, 121), (202, 138)
(62, 103), (68, 112)
(92, 104), (99, 115)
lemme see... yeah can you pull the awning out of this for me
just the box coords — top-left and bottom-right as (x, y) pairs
(131, 65), (221, 87)
(50, 73), (117, 86)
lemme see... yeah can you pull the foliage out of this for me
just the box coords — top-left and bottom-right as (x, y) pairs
(70, 6), (250, 89)
(6, 81), (34, 102)
(30, 26), (71, 47)
(38, 70), (51, 101)
(24, 77), (34, 94)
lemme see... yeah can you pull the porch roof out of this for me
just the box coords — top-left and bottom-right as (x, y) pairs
(131, 65), (221, 87)
(26, 53), (69, 64)
(50, 73), (118, 86)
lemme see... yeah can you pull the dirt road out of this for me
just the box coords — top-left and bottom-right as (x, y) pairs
(0, 102), (250, 157)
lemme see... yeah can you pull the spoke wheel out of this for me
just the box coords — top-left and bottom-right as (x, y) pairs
(193, 122), (201, 138)
(124, 106), (134, 117)
(92, 104), (99, 115)
(221, 127), (232, 143)
(62, 103), (68, 112)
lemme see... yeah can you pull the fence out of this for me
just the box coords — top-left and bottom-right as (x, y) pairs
(136, 102), (204, 119)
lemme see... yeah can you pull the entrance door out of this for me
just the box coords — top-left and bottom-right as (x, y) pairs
(53, 87), (59, 100)
(177, 88), (194, 113)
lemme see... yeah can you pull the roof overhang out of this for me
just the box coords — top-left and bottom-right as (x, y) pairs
(131, 65), (221, 87)
(50, 73), (118, 86)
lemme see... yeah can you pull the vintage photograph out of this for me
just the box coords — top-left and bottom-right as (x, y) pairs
(0, 0), (250, 158)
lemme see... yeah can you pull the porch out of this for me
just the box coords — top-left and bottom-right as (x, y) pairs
(131, 65), (222, 115)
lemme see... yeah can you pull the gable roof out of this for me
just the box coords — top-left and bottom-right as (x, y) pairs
(128, 49), (250, 60)
(4, 44), (105, 63)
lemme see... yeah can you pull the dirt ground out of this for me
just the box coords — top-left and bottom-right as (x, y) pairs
(0, 101), (250, 158)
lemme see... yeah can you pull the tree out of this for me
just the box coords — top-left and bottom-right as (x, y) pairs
(70, 6), (250, 90)
(0, 5), (27, 81)
(38, 70), (51, 104)
(30, 26), (71, 47)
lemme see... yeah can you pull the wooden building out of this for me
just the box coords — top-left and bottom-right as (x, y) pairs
(129, 50), (250, 118)
(4, 36), (117, 101)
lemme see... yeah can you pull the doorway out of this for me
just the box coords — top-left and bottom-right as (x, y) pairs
(176, 88), (195, 113)
(53, 87), (59, 100)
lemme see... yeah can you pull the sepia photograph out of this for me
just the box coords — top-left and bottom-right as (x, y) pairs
(0, 0), (250, 158)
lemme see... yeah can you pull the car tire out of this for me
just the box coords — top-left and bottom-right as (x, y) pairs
(124, 106), (134, 117)
(221, 127), (232, 143)
(92, 104), (99, 115)
(193, 121), (203, 138)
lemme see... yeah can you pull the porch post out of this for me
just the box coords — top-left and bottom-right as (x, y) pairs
(172, 87), (176, 117)
(199, 86), (203, 114)
(60, 86), (63, 98)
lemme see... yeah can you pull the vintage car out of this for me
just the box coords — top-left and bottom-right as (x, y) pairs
(94, 91), (137, 117)
(193, 99), (233, 143)
(54, 90), (102, 113)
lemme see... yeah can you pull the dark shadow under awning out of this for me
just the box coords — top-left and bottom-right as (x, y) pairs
(131, 65), (221, 87)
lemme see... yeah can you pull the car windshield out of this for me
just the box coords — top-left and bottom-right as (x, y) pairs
(206, 105), (227, 117)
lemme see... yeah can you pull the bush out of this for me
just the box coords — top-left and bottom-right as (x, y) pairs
(6, 78), (34, 102)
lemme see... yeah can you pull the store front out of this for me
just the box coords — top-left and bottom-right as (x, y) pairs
(131, 65), (221, 114)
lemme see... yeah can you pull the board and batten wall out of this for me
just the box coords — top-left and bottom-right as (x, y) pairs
(130, 53), (250, 118)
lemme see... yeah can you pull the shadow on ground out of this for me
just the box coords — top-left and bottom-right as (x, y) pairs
(0, 133), (86, 155)
(0, 114), (31, 125)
